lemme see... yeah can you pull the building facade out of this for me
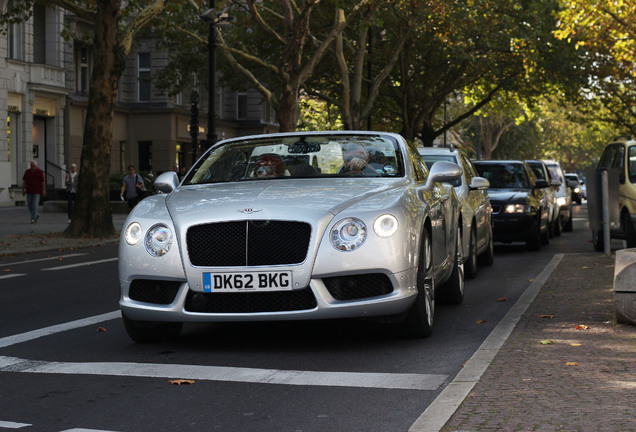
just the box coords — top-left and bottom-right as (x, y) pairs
(0, 3), (278, 207)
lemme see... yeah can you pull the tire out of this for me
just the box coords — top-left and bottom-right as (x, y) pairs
(553, 216), (562, 237)
(592, 229), (604, 252)
(403, 229), (435, 338)
(122, 312), (183, 343)
(563, 210), (573, 232)
(526, 218), (541, 251)
(540, 211), (550, 245)
(442, 226), (465, 305)
(464, 225), (478, 279)
(622, 212), (636, 248)
(478, 223), (495, 266)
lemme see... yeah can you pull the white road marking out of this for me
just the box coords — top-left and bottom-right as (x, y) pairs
(0, 274), (26, 280)
(0, 311), (121, 348)
(0, 354), (446, 391)
(41, 258), (118, 271)
(0, 421), (31, 428)
(0, 311), (447, 391)
(1, 253), (88, 267)
(60, 429), (120, 432)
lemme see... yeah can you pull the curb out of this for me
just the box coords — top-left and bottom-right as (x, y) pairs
(409, 254), (564, 432)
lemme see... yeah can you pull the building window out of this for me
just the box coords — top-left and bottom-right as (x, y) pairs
(237, 92), (247, 120)
(75, 44), (92, 95)
(7, 7), (23, 61)
(33, 4), (46, 64)
(138, 53), (151, 102)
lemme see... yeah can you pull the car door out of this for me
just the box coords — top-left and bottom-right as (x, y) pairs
(461, 154), (490, 252)
(409, 146), (449, 274)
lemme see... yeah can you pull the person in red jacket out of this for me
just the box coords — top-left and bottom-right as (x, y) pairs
(22, 160), (46, 223)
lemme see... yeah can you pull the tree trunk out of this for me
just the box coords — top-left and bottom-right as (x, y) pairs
(276, 86), (298, 132)
(65, 0), (126, 238)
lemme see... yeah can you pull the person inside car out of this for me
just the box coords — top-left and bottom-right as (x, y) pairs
(340, 143), (380, 176)
(254, 153), (286, 178)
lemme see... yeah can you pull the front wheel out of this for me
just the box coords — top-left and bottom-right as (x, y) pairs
(464, 225), (478, 279)
(526, 219), (541, 251)
(478, 223), (495, 266)
(592, 229), (604, 252)
(623, 212), (636, 248)
(122, 312), (183, 343)
(403, 229), (435, 338)
(442, 226), (465, 305)
(563, 211), (573, 232)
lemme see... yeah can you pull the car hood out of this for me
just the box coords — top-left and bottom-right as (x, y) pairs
(161, 178), (409, 225)
(487, 188), (531, 203)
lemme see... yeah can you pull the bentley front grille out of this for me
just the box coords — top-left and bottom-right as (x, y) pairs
(187, 220), (312, 267)
(184, 288), (317, 313)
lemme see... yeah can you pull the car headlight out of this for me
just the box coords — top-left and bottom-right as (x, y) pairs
(330, 217), (367, 251)
(374, 214), (399, 238)
(125, 222), (142, 245)
(145, 224), (173, 257)
(557, 197), (567, 206)
(504, 203), (527, 214)
(574, 187), (580, 193)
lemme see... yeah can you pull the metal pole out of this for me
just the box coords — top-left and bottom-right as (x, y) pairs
(207, 0), (217, 149)
(190, 90), (199, 164)
(601, 169), (610, 255)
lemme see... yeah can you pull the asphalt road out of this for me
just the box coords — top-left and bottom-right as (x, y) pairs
(0, 203), (616, 432)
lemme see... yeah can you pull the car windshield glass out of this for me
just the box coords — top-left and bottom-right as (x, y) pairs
(474, 163), (530, 188)
(418, 153), (461, 187)
(565, 174), (578, 183)
(183, 134), (404, 184)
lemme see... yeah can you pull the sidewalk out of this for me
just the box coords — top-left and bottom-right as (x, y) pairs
(439, 253), (635, 432)
(0, 205), (126, 256)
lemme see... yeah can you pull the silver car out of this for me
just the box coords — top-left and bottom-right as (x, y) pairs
(119, 131), (464, 342)
(418, 146), (494, 279)
(526, 160), (562, 237)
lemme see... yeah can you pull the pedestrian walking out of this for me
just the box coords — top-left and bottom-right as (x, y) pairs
(120, 165), (145, 209)
(22, 160), (46, 223)
(65, 163), (78, 223)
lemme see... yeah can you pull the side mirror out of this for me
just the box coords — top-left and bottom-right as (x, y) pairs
(550, 179), (562, 187)
(423, 161), (462, 190)
(469, 176), (490, 190)
(154, 171), (179, 194)
(534, 179), (549, 189)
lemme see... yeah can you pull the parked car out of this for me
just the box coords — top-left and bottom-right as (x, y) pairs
(542, 160), (573, 232)
(565, 173), (583, 204)
(419, 146), (494, 279)
(119, 131), (465, 342)
(473, 160), (550, 251)
(593, 136), (636, 249)
(526, 160), (562, 237)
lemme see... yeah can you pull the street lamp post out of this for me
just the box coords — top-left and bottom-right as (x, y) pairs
(190, 89), (199, 163)
(207, 0), (218, 149)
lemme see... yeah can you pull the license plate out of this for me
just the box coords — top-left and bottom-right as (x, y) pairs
(203, 271), (293, 292)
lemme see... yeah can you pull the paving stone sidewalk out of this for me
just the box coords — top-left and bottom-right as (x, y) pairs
(441, 253), (636, 432)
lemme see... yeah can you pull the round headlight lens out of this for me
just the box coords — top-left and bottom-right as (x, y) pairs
(125, 222), (142, 245)
(145, 224), (173, 257)
(330, 217), (367, 251)
(374, 214), (399, 238)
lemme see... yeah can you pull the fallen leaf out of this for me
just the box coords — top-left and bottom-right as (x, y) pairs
(3, 269), (11, 273)
(528, 278), (535, 282)
(575, 325), (590, 330)
(570, 343), (582, 347)
(97, 327), (107, 332)
(539, 314), (555, 319)
(476, 320), (487, 324)
(540, 340), (554, 345)
(582, 266), (592, 269)
(565, 362), (580, 366)
(496, 297), (507, 302)
(58, 257), (64, 261)
(169, 379), (195, 385)
(39, 240), (48, 245)
(523, 378), (532, 382)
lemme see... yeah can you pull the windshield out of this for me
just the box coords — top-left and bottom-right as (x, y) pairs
(474, 163), (530, 188)
(527, 162), (546, 181)
(183, 134), (404, 185)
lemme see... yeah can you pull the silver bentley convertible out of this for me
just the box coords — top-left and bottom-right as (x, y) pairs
(118, 131), (464, 342)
